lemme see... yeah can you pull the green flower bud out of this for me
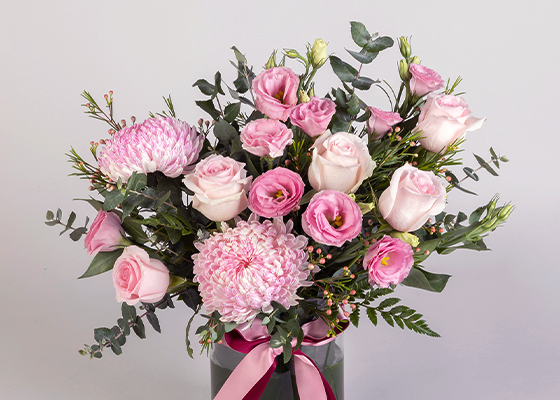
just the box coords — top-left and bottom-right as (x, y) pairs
(265, 51), (277, 69)
(410, 56), (421, 65)
(398, 37), (411, 59)
(399, 59), (410, 81)
(299, 90), (310, 103)
(389, 231), (420, 248)
(284, 49), (300, 59)
(498, 204), (514, 221)
(357, 202), (375, 215)
(308, 86), (315, 97)
(311, 38), (328, 68)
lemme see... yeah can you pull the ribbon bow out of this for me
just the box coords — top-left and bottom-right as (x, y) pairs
(213, 317), (348, 400)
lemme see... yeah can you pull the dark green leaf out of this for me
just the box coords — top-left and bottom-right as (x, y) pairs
(381, 312), (394, 327)
(133, 316), (146, 339)
(366, 307), (377, 326)
(224, 322), (238, 333)
(378, 298), (400, 309)
(364, 36), (394, 53)
(349, 306), (360, 327)
(78, 248), (124, 279)
(69, 227), (87, 241)
(489, 147), (498, 167)
(66, 212), (76, 228)
(283, 341), (293, 364)
(349, 21), (372, 47)
(121, 194), (144, 219)
(401, 267), (451, 293)
(393, 316), (404, 329)
(146, 312), (161, 333)
(56, 208), (62, 220)
(212, 71), (225, 99)
(269, 331), (284, 348)
(238, 96), (254, 107)
(110, 340), (122, 355)
(474, 154), (498, 176)
(347, 93), (360, 115)
(195, 100), (220, 120)
(299, 190), (318, 206)
(192, 79), (215, 96)
(224, 102), (241, 123)
(214, 119), (238, 142)
(165, 226), (182, 244)
(330, 56), (358, 82)
(75, 197), (103, 211)
(346, 48), (377, 64)
(121, 303), (137, 324)
(154, 191), (171, 210)
(45, 220), (59, 226)
(457, 211), (468, 224)
(117, 318), (130, 336)
(94, 327), (114, 344)
(127, 172), (147, 192)
(352, 76), (377, 90)
(122, 217), (149, 244)
(463, 167), (479, 181)
(103, 190), (125, 211)
(180, 288), (200, 311)
(46, 210), (54, 220)
(231, 46), (247, 64)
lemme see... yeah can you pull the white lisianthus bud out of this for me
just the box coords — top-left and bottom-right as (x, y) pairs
(398, 37), (411, 59)
(389, 231), (420, 248)
(311, 38), (328, 68)
(299, 90), (310, 103)
(411, 56), (421, 64)
(399, 59), (410, 81)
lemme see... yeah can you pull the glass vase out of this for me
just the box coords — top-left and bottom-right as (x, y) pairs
(210, 335), (344, 400)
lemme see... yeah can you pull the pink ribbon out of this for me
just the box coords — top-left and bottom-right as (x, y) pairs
(213, 317), (348, 400)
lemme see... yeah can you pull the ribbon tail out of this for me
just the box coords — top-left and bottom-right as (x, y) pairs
(213, 342), (277, 400)
(293, 352), (338, 400)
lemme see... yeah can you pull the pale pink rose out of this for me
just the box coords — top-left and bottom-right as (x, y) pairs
(366, 107), (403, 139)
(84, 210), (125, 256)
(307, 131), (375, 194)
(301, 190), (362, 247)
(290, 97), (336, 138)
(378, 164), (446, 232)
(417, 93), (486, 153)
(112, 246), (170, 305)
(240, 119), (293, 158)
(363, 236), (414, 288)
(248, 168), (304, 218)
(252, 67), (299, 121)
(408, 63), (444, 97)
(183, 155), (252, 222)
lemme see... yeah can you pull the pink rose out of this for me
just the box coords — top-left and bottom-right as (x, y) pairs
(307, 131), (375, 194)
(248, 168), (304, 218)
(183, 155), (252, 222)
(290, 97), (336, 138)
(301, 190), (362, 247)
(417, 93), (486, 153)
(252, 67), (299, 121)
(112, 246), (170, 305)
(240, 119), (293, 158)
(84, 210), (125, 256)
(378, 164), (446, 232)
(366, 107), (403, 139)
(408, 63), (444, 97)
(363, 236), (414, 288)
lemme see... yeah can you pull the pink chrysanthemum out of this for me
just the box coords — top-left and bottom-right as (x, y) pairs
(193, 215), (310, 324)
(98, 117), (204, 182)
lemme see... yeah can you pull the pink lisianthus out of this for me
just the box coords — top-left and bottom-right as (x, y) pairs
(408, 63), (444, 98)
(248, 168), (304, 218)
(307, 131), (376, 194)
(112, 246), (170, 305)
(301, 190), (362, 247)
(240, 119), (293, 158)
(416, 93), (486, 153)
(252, 67), (299, 121)
(193, 215), (310, 324)
(98, 116), (203, 183)
(366, 107), (403, 139)
(84, 210), (126, 256)
(183, 155), (252, 222)
(378, 164), (446, 232)
(363, 236), (414, 288)
(290, 97), (336, 138)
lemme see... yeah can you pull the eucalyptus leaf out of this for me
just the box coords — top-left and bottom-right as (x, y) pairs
(214, 119), (238, 142)
(350, 21), (372, 47)
(363, 36), (394, 53)
(330, 56), (358, 82)
(180, 287), (200, 311)
(133, 316), (146, 339)
(352, 76), (377, 90)
(192, 79), (215, 96)
(346, 48), (377, 64)
(224, 102), (241, 123)
(195, 99), (220, 120)
(46, 210), (54, 220)
(474, 153), (499, 176)
(146, 312), (161, 333)
(69, 227), (87, 241)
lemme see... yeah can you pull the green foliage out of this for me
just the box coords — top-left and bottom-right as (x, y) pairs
(45, 208), (89, 242)
(78, 249), (124, 279)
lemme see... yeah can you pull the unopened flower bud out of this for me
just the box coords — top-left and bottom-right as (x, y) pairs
(389, 231), (420, 248)
(398, 37), (411, 59)
(498, 204), (514, 220)
(311, 38), (328, 68)
(284, 48), (300, 59)
(130, 116), (136, 124)
(410, 56), (421, 65)
(399, 59), (410, 81)
(308, 86), (315, 97)
(299, 90), (310, 103)
(265, 51), (277, 69)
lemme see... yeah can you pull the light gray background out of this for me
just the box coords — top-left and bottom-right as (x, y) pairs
(1, 0), (558, 399)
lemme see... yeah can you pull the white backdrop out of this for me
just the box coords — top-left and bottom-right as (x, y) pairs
(1, 0), (559, 399)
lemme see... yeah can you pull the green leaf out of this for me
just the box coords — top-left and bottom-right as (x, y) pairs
(46, 210), (54, 220)
(469, 206), (486, 224)
(381, 312), (394, 327)
(69, 227), (87, 241)
(463, 167), (479, 181)
(180, 288), (200, 311)
(347, 93), (360, 115)
(231, 46), (247, 64)
(474, 154), (498, 176)
(330, 56), (358, 82)
(350, 21), (372, 47)
(121, 303), (137, 324)
(299, 189), (318, 206)
(214, 118), (238, 142)
(378, 298), (400, 309)
(146, 312), (161, 333)
(192, 79), (215, 96)
(121, 194), (144, 219)
(78, 248), (124, 279)
(224, 102), (241, 123)
(165, 226), (182, 244)
(94, 327), (114, 344)
(283, 341), (293, 364)
(346, 48), (377, 64)
(117, 318), (130, 336)
(366, 307), (377, 326)
(195, 99), (220, 120)
(126, 172), (147, 192)
(401, 267), (451, 293)
(269, 331), (285, 348)
(103, 190), (125, 211)
(224, 322), (238, 333)
(133, 316), (146, 339)
(352, 76), (377, 90)
(212, 71), (225, 99)
(349, 306), (360, 327)
(110, 340), (122, 355)
(75, 197), (103, 211)
(364, 36), (394, 53)
(56, 208), (62, 220)
(122, 217), (149, 244)
(489, 147), (499, 168)
(457, 212), (468, 224)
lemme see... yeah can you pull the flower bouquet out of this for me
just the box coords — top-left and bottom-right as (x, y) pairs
(46, 21), (512, 400)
